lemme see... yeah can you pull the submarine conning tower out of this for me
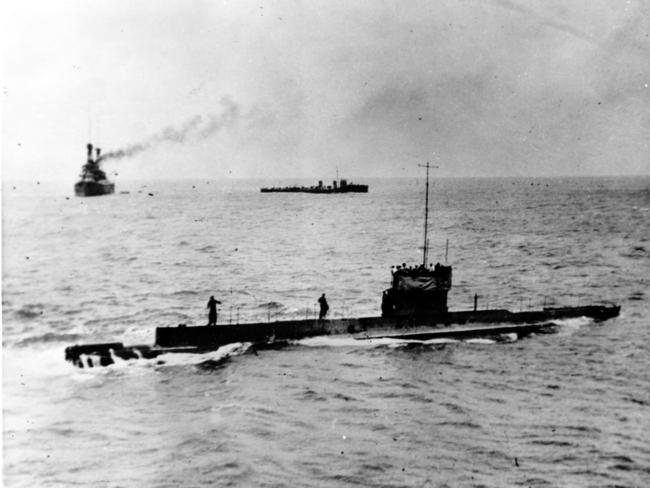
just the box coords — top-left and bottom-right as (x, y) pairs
(381, 263), (452, 316)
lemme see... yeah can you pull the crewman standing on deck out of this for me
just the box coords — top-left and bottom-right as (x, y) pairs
(318, 293), (329, 320)
(207, 296), (222, 326)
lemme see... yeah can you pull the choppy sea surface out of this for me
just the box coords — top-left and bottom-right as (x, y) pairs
(3, 176), (649, 487)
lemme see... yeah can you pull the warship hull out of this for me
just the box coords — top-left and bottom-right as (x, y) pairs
(261, 179), (368, 193)
(74, 181), (115, 197)
(65, 304), (620, 368)
(260, 185), (368, 193)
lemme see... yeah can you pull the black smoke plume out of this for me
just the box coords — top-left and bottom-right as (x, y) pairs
(99, 97), (240, 162)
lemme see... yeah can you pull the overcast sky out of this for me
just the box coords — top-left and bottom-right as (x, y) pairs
(3, 0), (649, 181)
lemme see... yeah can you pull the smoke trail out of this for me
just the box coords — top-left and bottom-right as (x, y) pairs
(100, 142), (151, 161)
(99, 97), (240, 162)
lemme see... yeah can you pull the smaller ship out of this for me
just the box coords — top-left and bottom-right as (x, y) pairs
(261, 179), (368, 193)
(74, 143), (115, 197)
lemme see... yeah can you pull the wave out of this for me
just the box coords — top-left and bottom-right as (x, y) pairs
(154, 342), (251, 369)
(623, 396), (649, 406)
(170, 289), (201, 297)
(15, 332), (83, 347)
(13, 304), (45, 320)
(621, 245), (647, 259)
(441, 402), (468, 415)
(66, 342), (252, 375)
(195, 245), (216, 253)
(436, 420), (483, 429)
(257, 301), (285, 310)
(550, 316), (593, 336)
(628, 291), (645, 301)
(529, 439), (575, 447)
(561, 424), (601, 434)
(296, 336), (366, 348)
(298, 388), (328, 402)
(195, 355), (231, 371)
(332, 392), (358, 402)
(465, 338), (496, 344)
(295, 334), (506, 351)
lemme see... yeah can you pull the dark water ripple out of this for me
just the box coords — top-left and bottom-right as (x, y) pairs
(3, 177), (649, 487)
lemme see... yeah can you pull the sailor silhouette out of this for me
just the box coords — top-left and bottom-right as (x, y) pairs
(318, 293), (329, 320)
(207, 296), (222, 326)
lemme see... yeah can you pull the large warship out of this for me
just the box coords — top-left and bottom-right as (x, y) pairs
(65, 164), (620, 368)
(74, 143), (115, 197)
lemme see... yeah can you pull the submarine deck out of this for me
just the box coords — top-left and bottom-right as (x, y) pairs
(154, 305), (619, 348)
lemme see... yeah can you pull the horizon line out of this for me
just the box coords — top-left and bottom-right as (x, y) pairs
(4, 173), (650, 184)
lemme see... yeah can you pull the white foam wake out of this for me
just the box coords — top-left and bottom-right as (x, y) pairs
(550, 316), (594, 336)
(154, 342), (251, 367)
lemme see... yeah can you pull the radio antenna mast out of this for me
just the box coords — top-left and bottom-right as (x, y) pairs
(418, 162), (438, 267)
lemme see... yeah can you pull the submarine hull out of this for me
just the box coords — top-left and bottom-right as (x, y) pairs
(65, 304), (620, 368)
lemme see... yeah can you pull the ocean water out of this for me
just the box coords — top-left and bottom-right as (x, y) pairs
(3, 176), (649, 487)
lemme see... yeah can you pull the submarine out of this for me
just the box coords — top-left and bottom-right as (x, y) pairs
(65, 164), (620, 368)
